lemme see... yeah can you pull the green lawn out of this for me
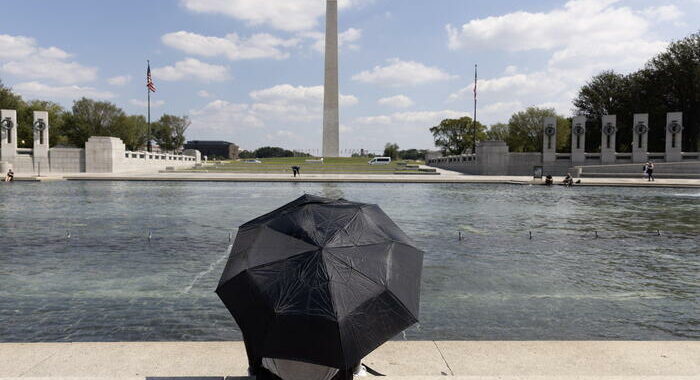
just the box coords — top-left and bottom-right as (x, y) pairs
(185, 157), (432, 174)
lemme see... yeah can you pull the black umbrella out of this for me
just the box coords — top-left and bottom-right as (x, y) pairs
(216, 194), (423, 371)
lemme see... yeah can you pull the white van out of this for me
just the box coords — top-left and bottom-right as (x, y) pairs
(368, 157), (392, 165)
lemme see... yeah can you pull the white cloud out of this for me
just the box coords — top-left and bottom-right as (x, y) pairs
(108, 75), (132, 86)
(250, 84), (358, 121)
(447, 0), (648, 52)
(162, 31), (299, 61)
(188, 84), (360, 148)
(180, 0), (372, 32)
(306, 28), (363, 53)
(153, 58), (231, 82)
(197, 90), (212, 98)
(356, 110), (467, 126)
(0, 34), (37, 59)
(345, 109), (469, 151)
(378, 95), (414, 108)
(130, 99), (165, 108)
(641, 5), (683, 22)
(446, 0), (675, 122)
(0, 34), (97, 84)
(352, 58), (456, 87)
(13, 81), (114, 100)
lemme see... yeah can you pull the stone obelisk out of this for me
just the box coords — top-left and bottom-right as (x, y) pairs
(322, 0), (340, 157)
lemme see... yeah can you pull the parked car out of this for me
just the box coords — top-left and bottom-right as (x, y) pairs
(368, 157), (392, 165)
(243, 159), (262, 164)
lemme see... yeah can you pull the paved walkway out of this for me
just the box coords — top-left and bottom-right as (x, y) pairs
(11, 168), (700, 188)
(1, 341), (698, 379)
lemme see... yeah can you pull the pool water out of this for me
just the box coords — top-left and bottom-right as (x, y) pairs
(0, 181), (698, 341)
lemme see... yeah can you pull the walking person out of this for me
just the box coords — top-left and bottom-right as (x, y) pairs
(647, 162), (655, 182)
(643, 162), (649, 180)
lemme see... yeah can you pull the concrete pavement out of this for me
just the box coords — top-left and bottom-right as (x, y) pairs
(1, 341), (698, 379)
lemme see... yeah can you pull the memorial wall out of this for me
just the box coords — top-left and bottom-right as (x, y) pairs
(428, 112), (699, 177)
(0, 109), (200, 175)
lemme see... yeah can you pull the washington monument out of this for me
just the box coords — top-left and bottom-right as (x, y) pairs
(322, 0), (339, 157)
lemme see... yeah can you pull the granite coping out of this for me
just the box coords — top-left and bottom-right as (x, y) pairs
(0, 341), (698, 378)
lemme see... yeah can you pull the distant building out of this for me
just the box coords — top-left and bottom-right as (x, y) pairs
(183, 140), (240, 160)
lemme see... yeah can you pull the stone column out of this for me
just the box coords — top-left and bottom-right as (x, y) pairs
(542, 117), (557, 162)
(601, 115), (617, 164)
(322, 0), (340, 158)
(665, 112), (683, 162)
(571, 116), (586, 163)
(0, 109), (18, 164)
(632, 113), (649, 163)
(33, 111), (50, 174)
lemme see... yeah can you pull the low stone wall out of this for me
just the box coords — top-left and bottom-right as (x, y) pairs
(576, 161), (700, 178)
(428, 143), (574, 176)
(85, 136), (199, 173)
(49, 148), (85, 173)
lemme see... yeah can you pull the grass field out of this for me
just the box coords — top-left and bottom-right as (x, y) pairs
(184, 157), (435, 175)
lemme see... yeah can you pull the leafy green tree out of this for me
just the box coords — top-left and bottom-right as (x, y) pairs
(398, 149), (426, 160)
(63, 98), (126, 147)
(573, 32), (700, 152)
(487, 123), (510, 141)
(505, 107), (570, 152)
(253, 146), (294, 158)
(383, 143), (399, 159)
(238, 150), (254, 159)
(430, 116), (486, 155)
(16, 100), (68, 147)
(152, 114), (190, 151)
(118, 115), (149, 150)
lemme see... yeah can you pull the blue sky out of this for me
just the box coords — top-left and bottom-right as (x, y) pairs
(1, 0), (698, 153)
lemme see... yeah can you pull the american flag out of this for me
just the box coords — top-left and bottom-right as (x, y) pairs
(147, 62), (156, 93)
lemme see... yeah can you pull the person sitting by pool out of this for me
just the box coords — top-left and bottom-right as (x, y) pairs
(4, 169), (14, 182)
(563, 173), (574, 187)
(544, 174), (553, 186)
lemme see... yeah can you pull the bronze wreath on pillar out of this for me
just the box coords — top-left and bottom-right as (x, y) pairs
(1, 117), (13, 131)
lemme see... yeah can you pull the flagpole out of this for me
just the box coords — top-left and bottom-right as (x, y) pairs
(473, 64), (477, 154)
(147, 60), (152, 153)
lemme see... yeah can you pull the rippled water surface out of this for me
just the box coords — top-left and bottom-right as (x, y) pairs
(0, 181), (698, 341)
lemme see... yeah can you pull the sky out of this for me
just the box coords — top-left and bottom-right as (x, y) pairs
(1, 0), (698, 154)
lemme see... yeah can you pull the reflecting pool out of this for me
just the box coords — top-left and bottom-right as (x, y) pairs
(0, 181), (698, 341)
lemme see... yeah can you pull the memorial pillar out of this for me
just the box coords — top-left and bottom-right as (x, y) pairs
(665, 112), (683, 162)
(542, 117), (557, 162)
(601, 115), (617, 164)
(33, 111), (49, 174)
(0, 109), (18, 163)
(571, 116), (586, 163)
(632, 113), (649, 163)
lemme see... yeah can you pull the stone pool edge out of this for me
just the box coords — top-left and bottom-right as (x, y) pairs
(1, 341), (698, 379)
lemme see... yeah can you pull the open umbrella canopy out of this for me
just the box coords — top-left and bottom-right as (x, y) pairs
(216, 194), (423, 370)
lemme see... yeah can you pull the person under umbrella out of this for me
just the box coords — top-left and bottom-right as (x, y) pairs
(216, 194), (423, 380)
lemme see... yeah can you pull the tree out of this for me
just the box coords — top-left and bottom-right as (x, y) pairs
(17, 100), (68, 147)
(253, 146), (294, 158)
(152, 114), (190, 151)
(430, 116), (486, 155)
(63, 98), (126, 147)
(487, 123), (510, 141)
(506, 107), (570, 152)
(573, 32), (700, 152)
(398, 149), (426, 160)
(383, 143), (399, 160)
(118, 115), (149, 150)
